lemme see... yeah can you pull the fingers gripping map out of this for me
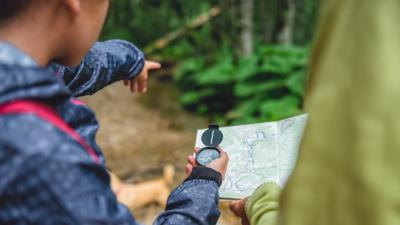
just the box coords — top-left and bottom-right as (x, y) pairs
(195, 114), (308, 199)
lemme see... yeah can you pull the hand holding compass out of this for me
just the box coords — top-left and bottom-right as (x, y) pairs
(185, 124), (228, 179)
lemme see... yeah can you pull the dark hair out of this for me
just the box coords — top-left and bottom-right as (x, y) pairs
(0, 0), (30, 20)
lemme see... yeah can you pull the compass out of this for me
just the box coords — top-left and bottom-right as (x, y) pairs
(195, 124), (223, 166)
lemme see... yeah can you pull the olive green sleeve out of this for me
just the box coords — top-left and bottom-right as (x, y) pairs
(245, 182), (281, 225)
(279, 1), (400, 225)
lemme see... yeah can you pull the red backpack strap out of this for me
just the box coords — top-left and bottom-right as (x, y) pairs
(0, 100), (99, 164)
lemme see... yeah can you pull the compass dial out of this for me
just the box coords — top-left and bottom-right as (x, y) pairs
(196, 147), (220, 166)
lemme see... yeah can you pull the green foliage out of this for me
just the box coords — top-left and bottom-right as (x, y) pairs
(175, 45), (308, 124)
(101, 0), (316, 125)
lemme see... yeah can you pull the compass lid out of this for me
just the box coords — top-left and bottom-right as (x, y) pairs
(201, 123), (223, 147)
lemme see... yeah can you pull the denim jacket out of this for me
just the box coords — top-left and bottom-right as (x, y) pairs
(0, 40), (220, 225)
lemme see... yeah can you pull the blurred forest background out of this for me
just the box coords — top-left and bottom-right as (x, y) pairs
(101, 0), (319, 124)
(92, 0), (319, 224)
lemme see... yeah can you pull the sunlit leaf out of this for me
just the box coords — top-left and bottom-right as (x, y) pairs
(259, 96), (301, 120)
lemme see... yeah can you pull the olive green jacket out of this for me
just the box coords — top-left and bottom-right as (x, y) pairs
(246, 1), (400, 225)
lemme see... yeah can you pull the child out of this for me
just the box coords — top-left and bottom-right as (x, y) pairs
(0, 1), (228, 224)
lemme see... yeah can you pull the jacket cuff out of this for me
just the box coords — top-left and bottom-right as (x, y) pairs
(245, 182), (281, 221)
(117, 40), (145, 79)
(126, 52), (145, 79)
(184, 167), (222, 187)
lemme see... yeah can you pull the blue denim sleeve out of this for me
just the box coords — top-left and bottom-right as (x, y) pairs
(0, 126), (141, 224)
(36, 159), (140, 225)
(52, 40), (145, 97)
(154, 179), (220, 225)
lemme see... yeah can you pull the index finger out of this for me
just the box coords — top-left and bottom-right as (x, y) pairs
(146, 61), (162, 70)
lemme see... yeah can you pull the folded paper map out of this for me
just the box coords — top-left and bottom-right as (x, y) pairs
(195, 114), (308, 199)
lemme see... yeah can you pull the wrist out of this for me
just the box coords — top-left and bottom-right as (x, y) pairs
(184, 167), (222, 187)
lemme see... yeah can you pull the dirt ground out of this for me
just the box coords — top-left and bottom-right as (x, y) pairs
(81, 77), (241, 225)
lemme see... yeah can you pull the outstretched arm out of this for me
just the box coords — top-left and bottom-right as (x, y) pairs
(52, 40), (146, 97)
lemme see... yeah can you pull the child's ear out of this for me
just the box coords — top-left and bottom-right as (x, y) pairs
(62, 0), (81, 17)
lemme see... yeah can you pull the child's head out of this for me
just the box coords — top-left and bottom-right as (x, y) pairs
(0, 0), (110, 67)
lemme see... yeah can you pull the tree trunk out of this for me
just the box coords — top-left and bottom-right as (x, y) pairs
(230, 0), (254, 58)
(240, 0), (254, 56)
(278, 0), (296, 45)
